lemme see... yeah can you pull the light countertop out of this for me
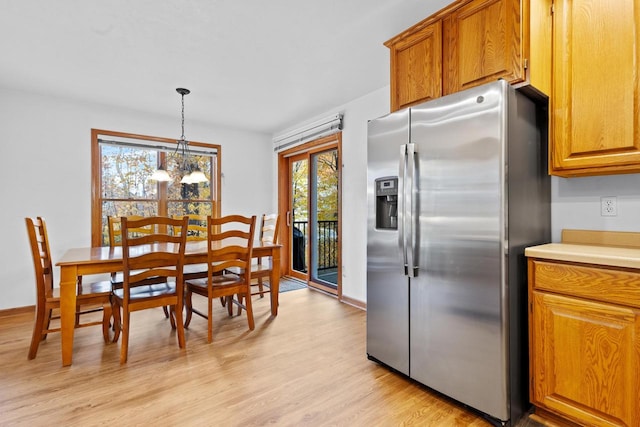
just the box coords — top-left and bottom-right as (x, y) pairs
(525, 242), (640, 270)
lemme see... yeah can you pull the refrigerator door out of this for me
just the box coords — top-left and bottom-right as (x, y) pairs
(409, 81), (509, 420)
(366, 108), (410, 375)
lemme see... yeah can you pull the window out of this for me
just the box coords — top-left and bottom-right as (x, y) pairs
(91, 129), (221, 246)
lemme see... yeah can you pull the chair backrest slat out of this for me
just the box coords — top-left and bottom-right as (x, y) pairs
(173, 214), (208, 241)
(121, 216), (189, 291)
(25, 217), (55, 303)
(108, 215), (151, 247)
(207, 215), (256, 278)
(260, 213), (280, 245)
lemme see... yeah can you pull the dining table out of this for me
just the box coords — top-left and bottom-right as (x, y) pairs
(55, 240), (281, 367)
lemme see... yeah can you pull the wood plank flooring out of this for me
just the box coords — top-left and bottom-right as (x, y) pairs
(0, 288), (538, 426)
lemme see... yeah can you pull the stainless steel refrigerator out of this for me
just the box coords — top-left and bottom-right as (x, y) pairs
(366, 80), (550, 425)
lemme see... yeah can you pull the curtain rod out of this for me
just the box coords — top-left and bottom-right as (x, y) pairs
(98, 138), (217, 156)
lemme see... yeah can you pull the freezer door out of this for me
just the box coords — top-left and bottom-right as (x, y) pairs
(409, 81), (509, 421)
(366, 108), (410, 375)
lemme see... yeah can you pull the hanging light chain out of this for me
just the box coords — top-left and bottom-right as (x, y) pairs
(175, 88), (191, 174)
(151, 87), (204, 183)
(154, 87), (205, 185)
(180, 90), (186, 141)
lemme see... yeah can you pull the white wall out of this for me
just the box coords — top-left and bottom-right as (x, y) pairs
(551, 173), (640, 241)
(338, 88), (390, 303)
(278, 87), (640, 305)
(0, 87), (273, 310)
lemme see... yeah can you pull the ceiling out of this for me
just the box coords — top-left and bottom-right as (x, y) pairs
(0, 0), (450, 134)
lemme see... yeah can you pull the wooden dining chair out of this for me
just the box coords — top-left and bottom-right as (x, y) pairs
(184, 214), (256, 343)
(233, 213), (280, 314)
(111, 215), (189, 364)
(108, 215), (171, 321)
(25, 217), (113, 360)
(107, 215), (153, 285)
(173, 214), (210, 281)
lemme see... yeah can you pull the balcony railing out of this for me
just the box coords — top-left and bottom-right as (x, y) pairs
(292, 220), (338, 272)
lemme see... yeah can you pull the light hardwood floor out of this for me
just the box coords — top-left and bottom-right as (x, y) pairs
(0, 288), (537, 426)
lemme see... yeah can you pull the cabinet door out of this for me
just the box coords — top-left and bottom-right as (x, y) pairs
(551, 0), (640, 176)
(387, 20), (442, 112)
(531, 291), (640, 427)
(443, 0), (524, 95)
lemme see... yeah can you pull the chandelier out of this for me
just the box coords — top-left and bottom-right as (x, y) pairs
(150, 88), (208, 184)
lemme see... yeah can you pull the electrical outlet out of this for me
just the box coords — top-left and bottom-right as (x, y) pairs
(601, 196), (617, 216)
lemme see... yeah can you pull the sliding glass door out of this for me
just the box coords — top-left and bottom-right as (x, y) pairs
(310, 149), (339, 287)
(279, 134), (341, 295)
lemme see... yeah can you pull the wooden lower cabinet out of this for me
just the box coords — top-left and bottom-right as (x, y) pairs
(529, 259), (640, 427)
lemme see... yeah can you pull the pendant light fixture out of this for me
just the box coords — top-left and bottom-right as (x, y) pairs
(150, 162), (171, 182)
(150, 88), (208, 184)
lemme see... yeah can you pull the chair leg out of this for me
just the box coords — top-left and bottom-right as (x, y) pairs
(184, 288), (193, 328)
(75, 304), (81, 327)
(236, 293), (243, 316)
(207, 295), (213, 343)
(162, 305), (170, 318)
(169, 305), (177, 329)
(174, 303), (186, 349)
(43, 308), (53, 340)
(111, 299), (121, 343)
(119, 308), (130, 364)
(76, 277), (83, 326)
(226, 295), (233, 316)
(101, 302), (113, 344)
(245, 290), (255, 331)
(27, 305), (46, 360)
(257, 278), (265, 297)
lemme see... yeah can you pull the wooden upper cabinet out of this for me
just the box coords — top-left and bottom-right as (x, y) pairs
(385, 0), (550, 112)
(386, 20), (443, 112)
(443, 0), (524, 95)
(551, 0), (640, 176)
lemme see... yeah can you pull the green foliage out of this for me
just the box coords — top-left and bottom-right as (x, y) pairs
(290, 149), (339, 273)
(292, 159), (308, 222)
(292, 149), (338, 222)
(101, 146), (157, 199)
(314, 150), (338, 221)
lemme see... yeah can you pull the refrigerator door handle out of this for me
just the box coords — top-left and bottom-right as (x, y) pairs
(407, 143), (419, 277)
(399, 144), (408, 276)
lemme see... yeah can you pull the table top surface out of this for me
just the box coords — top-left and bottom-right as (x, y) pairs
(57, 240), (281, 266)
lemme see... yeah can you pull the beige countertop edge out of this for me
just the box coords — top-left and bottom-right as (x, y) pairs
(525, 243), (640, 270)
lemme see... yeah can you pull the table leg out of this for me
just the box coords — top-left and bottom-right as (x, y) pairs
(270, 246), (281, 316)
(59, 264), (78, 366)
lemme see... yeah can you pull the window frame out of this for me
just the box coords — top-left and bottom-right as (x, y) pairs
(91, 128), (222, 246)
